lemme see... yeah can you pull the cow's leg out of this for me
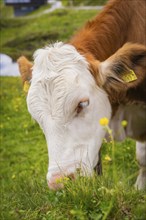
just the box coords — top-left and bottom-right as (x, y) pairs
(135, 141), (146, 190)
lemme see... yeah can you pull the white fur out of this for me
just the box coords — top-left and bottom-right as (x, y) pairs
(27, 42), (111, 182)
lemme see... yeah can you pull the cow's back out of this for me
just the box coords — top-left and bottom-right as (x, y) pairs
(70, 0), (146, 61)
(126, 0), (146, 45)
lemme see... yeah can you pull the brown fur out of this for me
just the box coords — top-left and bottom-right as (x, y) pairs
(17, 56), (33, 84)
(102, 43), (146, 104)
(69, 0), (146, 106)
(70, 0), (146, 60)
(18, 0), (146, 105)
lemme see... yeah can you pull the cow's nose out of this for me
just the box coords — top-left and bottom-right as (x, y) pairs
(48, 173), (75, 190)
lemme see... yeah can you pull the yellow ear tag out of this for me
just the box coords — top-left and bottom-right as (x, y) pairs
(23, 81), (30, 93)
(121, 69), (137, 83)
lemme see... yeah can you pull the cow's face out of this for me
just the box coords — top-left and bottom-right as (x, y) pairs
(27, 43), (111, 189)
(27, 42), (146, 190)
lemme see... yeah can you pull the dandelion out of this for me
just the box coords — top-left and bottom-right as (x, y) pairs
(23, 81), (30, 93)
(99, 117), (109, 126)
(121, 120), (128, 128)
(104, 155), (112, 162)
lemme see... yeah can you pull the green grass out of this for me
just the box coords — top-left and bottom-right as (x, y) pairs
(0, 77), (146, 220)
(0, 9), (98, 60)
(62, 0), (107, 6)
(0, 0), (14, 19)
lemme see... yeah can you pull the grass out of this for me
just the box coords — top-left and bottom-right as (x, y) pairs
(0, 8), (98, 60)
(1, 7), (146, 220)
(62, 0), (108, 6)
(0, 0), (14, 19)
(0, 77), (146, 220)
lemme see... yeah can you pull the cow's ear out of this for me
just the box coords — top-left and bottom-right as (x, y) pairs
(99, 43), (146, 91)
(17, 56), (33, 85)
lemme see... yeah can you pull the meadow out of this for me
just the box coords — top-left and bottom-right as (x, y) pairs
(0, 4), (146, 220)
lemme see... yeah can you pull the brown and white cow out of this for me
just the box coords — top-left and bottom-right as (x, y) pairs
(18, 0), (146, 190)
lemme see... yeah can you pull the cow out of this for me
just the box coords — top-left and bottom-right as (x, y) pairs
(18, 0), (146, 190)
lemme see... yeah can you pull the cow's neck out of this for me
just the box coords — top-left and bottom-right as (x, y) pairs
(70, 0), (133, 61)
(70, 0), (146, 111)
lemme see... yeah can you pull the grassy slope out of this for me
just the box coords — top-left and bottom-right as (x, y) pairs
(0, 8), (98, 60)
(0, 6), (146, 220)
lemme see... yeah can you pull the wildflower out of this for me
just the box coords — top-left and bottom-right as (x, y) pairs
(121, 120), (128, 128)
(104, 155), (112, 162)
(23, 81), (30, 93)
(99, 117), (109, 126)
(55, 176), (69, 184)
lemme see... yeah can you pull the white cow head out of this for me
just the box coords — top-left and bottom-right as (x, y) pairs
(27, 42), (111, 189)
(27, 42), (146, 189)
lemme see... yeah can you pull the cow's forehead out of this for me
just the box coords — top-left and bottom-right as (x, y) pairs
(30, 42), (97, 119)
(38, 72), (91, 120)
(32, 42), (89, 82)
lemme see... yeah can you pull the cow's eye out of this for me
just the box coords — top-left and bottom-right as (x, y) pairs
(77, 99), (89, 114)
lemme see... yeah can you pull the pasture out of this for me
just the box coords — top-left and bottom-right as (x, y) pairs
(0, 5), (146, 220)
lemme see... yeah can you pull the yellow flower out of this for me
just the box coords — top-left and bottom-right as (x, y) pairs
(23, 81), (30, 93)
(99, 117), (109, 126)
(104, 155), (112, 162)
(121, 120), (128, 127)
(55, 176), (69, 184)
